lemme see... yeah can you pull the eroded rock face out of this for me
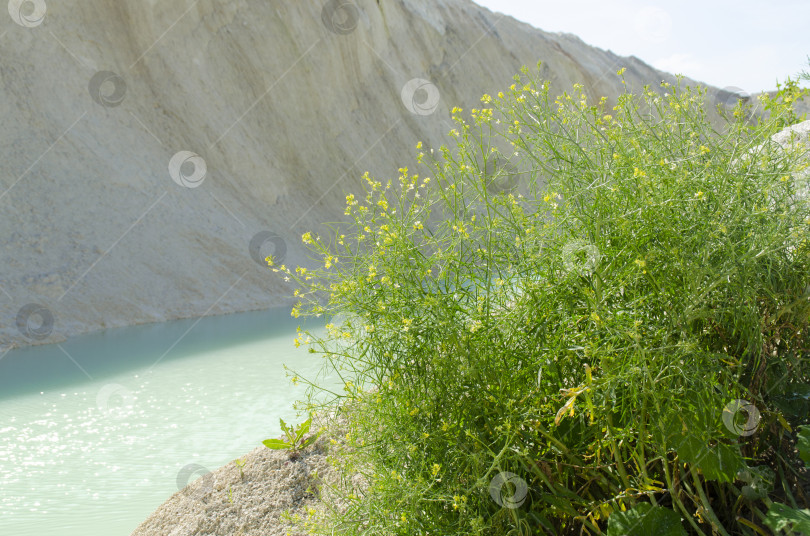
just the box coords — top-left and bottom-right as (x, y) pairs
(772, 120), (810, 195)
(773, 120), (810, 149)
(0, 0), (710, 348)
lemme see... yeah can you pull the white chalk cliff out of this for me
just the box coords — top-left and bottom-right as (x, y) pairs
(1, 0), (727, 349)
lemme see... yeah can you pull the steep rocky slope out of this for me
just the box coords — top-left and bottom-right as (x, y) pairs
(1, 0), (713, 349)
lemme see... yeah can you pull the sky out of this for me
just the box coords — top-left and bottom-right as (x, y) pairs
(474, 0), (809, 94)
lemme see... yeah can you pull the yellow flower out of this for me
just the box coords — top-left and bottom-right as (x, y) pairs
(413, 220), (423, 230)
(431, 463), (441, 476)
(695, 191), (704, 199)
(617, 67), (627, 76)
(415, 141), (422, 149)
(634, 259), (646, 268)
(700, 145), (711, 155)
(481, 93), (492, 103)
(452, 222), (468, 236)
(265, 255), (274, 267)
(633, 167), (646, 178)
(302, 231), (314, 244)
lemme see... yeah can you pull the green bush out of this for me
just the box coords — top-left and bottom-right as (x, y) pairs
(278, 64), (810, 535)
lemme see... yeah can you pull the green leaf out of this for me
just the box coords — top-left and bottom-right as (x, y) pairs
(299, 435), (317, 449)
(296, 417), (312, 442)
(764, 502), (810, 535)
(661, 411), (745, 483)
(536, 494), (578, 517)
(738, 465), (775, 501)
(262, 438), (291, 449)
(796, 425), (810, 467)
(771, 384), (810, 421)
(671, 433), (745, 482)
(607, 503), (687, 536)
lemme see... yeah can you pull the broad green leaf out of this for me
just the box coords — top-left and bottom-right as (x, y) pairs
(796, 425), (810, 466)
(300, 435), (317, 449)
(672, 433), (745, 482)
(536, 493), (578, 517)
(764, 502), (810, 535)
(607, 503), (686, 536)
(296, 417), (312, 442)
(771, 388), (810, 422)
(661, 411), (745, 483)
(262, 438), (291, 449)
(738, 465), (775, 501)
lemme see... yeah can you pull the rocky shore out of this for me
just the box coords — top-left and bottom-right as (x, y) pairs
(131, 416), (344, 536)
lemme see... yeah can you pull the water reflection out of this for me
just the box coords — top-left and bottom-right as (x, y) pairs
(0, 307), (329, 536)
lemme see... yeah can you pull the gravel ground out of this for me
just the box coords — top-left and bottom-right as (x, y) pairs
(131, 414), (347, 536)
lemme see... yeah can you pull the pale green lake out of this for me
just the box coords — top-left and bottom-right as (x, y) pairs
(0, 307), (330, 535)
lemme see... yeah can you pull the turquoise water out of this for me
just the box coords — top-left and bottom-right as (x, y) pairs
(0, 308), (330, 535)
